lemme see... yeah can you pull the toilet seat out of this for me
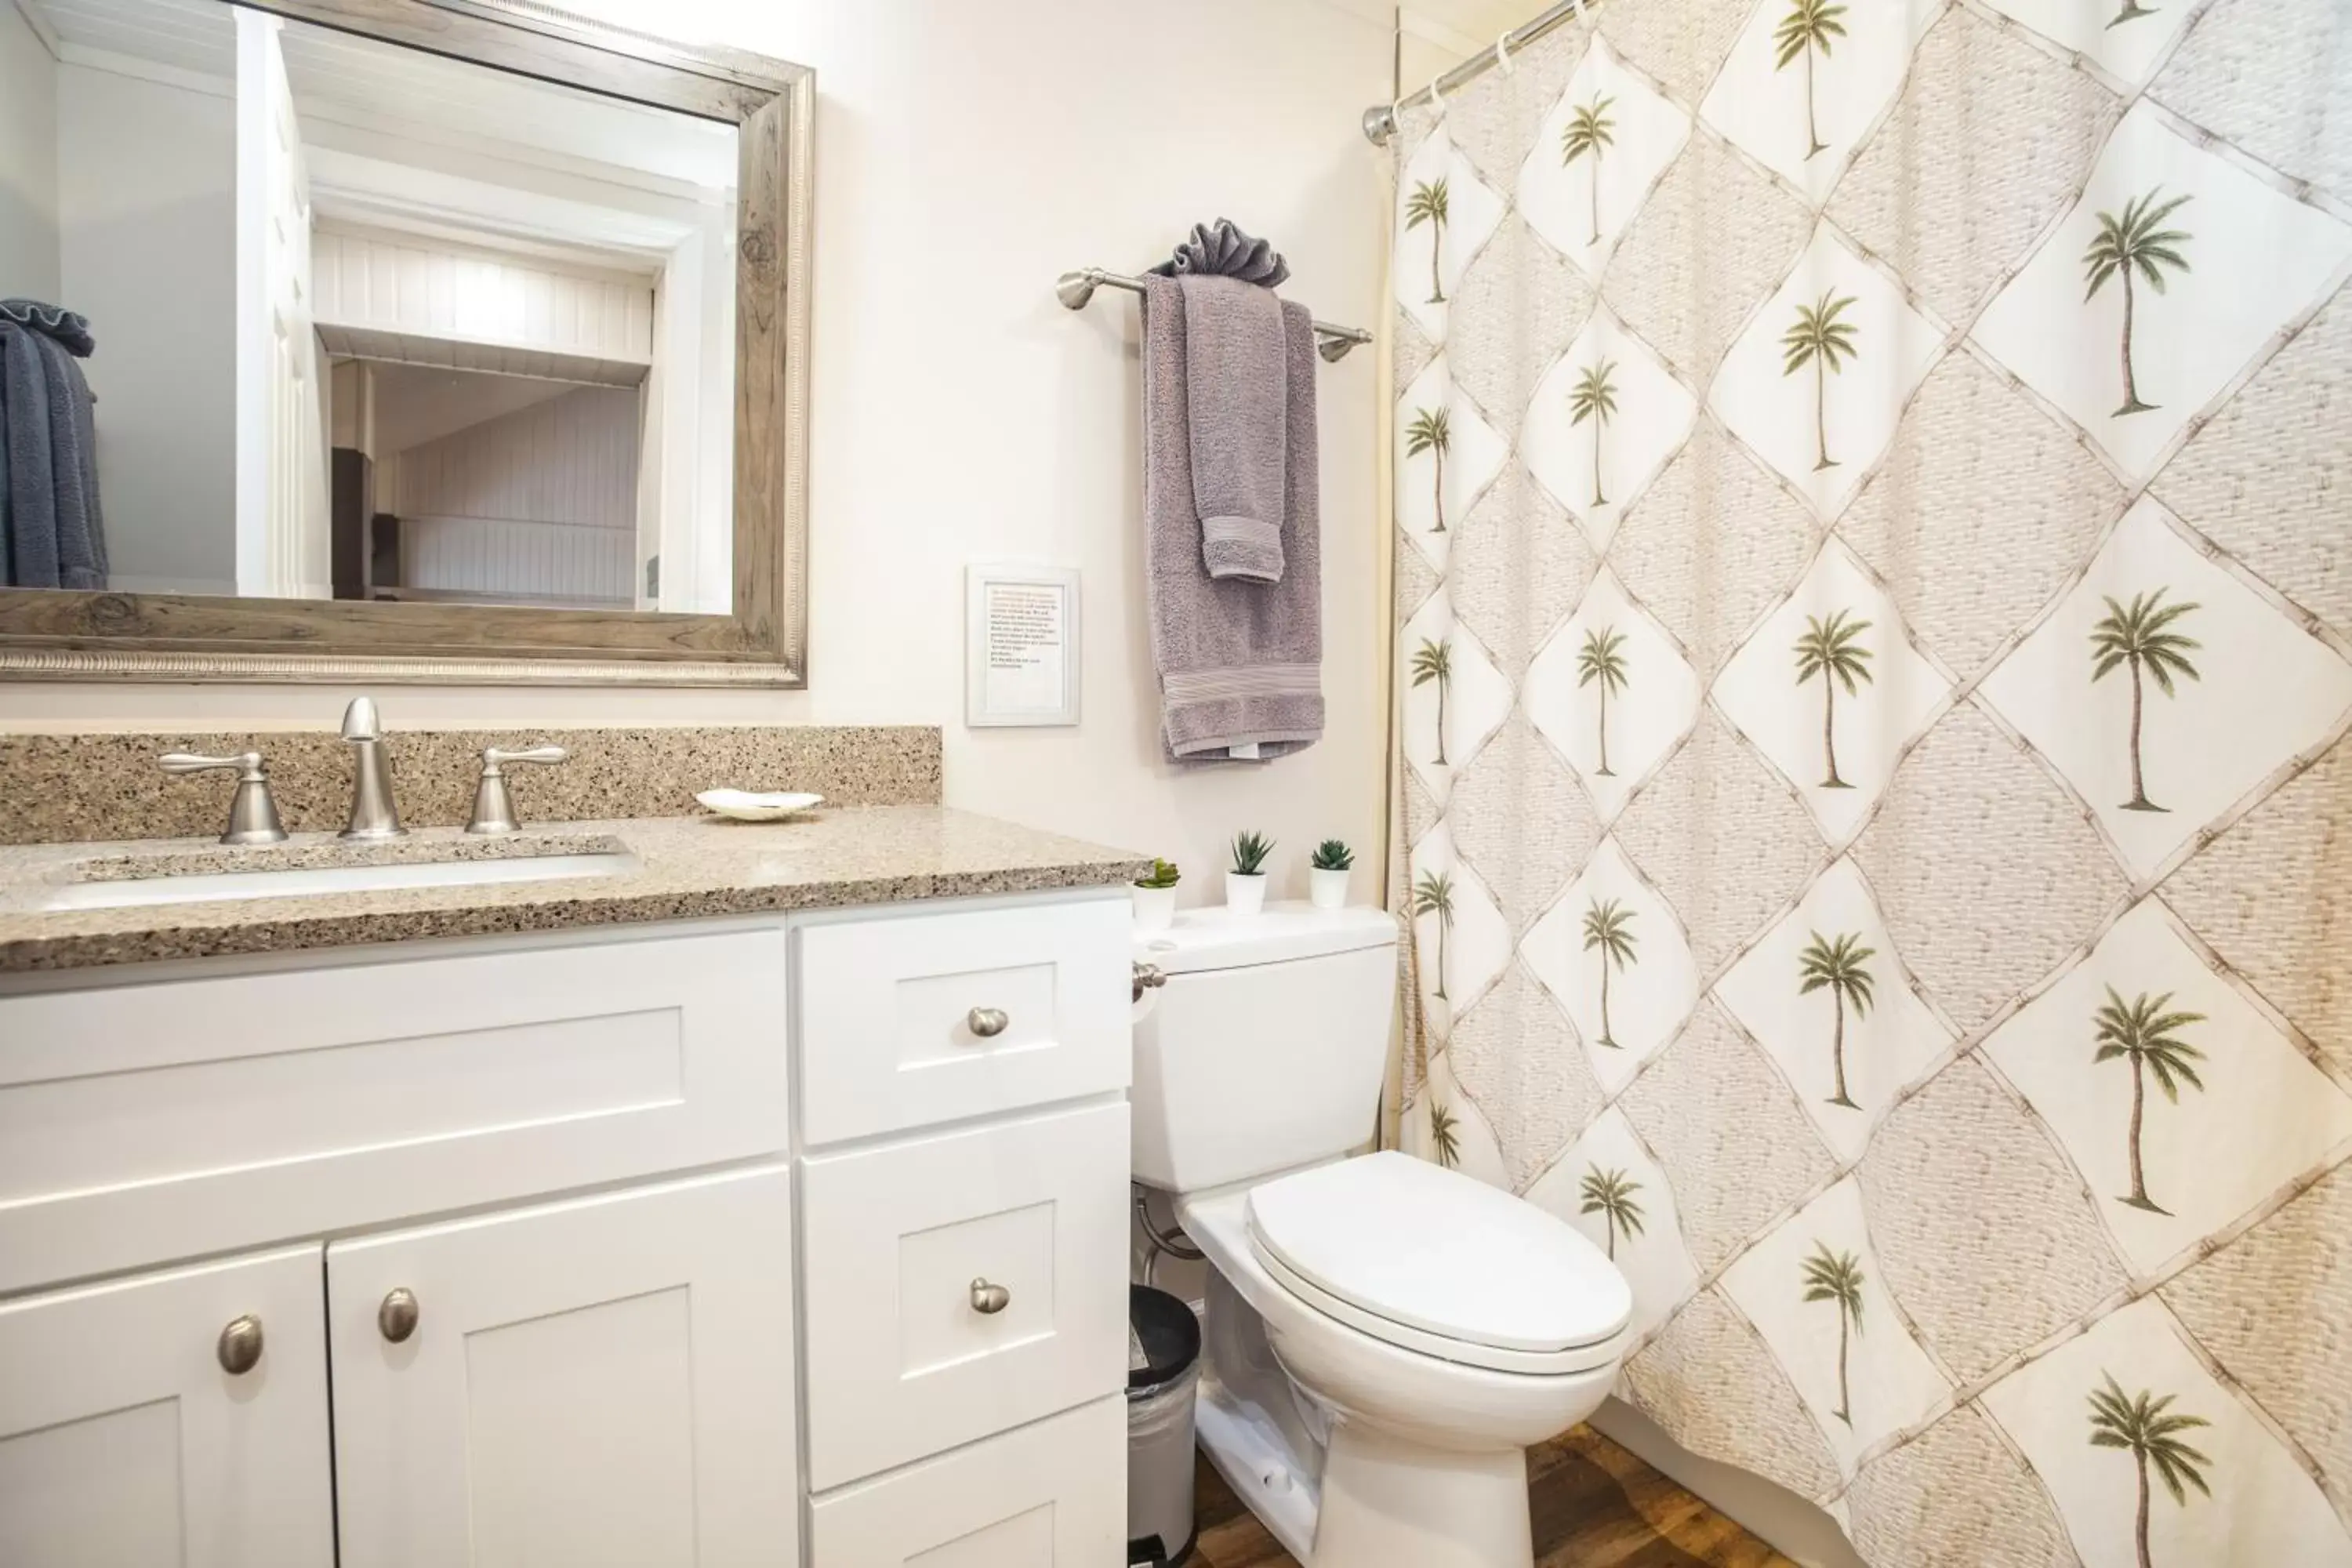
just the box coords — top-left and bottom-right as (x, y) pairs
(1244, 1152), (1631, 1375)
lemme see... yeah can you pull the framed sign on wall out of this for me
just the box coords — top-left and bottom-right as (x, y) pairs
(965, 563), (1080, 728)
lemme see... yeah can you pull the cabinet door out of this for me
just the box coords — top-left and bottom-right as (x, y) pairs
(0, 1245), (333, 1568)
(328, 1165), (797, 1568)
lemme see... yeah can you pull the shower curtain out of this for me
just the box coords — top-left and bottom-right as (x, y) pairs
(1385, 0), (2352, 1561)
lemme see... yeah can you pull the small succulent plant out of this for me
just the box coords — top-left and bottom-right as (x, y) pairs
(1229, 831), (1275, 877)
(1134, 858), (1181, 890)
(1309, 839), (1355, 871)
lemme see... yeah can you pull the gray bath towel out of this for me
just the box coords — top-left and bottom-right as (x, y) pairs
(1142, 274), (1322, 761)
(0, 318), (107, 591)
(1181, 275), (1290, 584)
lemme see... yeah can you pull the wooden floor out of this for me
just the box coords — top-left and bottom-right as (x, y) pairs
(1188, 1425), (1798, 1568)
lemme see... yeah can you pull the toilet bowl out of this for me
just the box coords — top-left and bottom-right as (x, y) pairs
(1131, 905), (1633, 1568)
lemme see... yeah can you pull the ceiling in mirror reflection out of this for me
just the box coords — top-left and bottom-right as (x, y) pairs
(37, 0), (739, 193)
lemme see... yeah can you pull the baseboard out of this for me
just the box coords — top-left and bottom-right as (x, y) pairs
(1588, 1398), (1867, 1568)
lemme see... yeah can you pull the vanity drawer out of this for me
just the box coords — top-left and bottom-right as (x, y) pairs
(798, 1100), (1129, 1489)
(808, 1396), (1125, 1566)
(0, 926), (789, 1294)
(795, 896), (1130, 1145)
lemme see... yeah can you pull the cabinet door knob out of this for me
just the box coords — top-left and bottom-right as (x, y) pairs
(216, 1314), (264, 1375)
(966, 1007), (1010, 1039)
(969, 1278), (1011, 1315)
(378, 1287), (420, 1344)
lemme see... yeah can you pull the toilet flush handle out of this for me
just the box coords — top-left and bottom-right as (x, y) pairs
(1132, 961), (1167, 1003)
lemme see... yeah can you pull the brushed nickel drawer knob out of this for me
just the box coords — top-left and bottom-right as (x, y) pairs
(966, 1007), (1010, 1039)
(378, 1287), (420, 1345)
(969, 1278), (1011, 1315)
(216, 1314), (264, 1375)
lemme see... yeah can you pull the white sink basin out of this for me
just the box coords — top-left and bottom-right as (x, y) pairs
(45, 851), (640, 912)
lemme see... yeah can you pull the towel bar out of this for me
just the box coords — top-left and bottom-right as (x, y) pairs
(1056, 268), (1371, 363)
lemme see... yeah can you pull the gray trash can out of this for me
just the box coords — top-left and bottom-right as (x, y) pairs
(1127, 1284), (1202, 1566)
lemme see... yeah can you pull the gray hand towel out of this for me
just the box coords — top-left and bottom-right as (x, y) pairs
(1143, 275), (1322, 762)
(1180, 275), (1290, 584)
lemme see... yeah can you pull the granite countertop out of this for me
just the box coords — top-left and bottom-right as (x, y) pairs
(0, 808), (1152, 974)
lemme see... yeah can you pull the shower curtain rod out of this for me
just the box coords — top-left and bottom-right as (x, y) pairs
(1362, 0), (1595, 146)
(1055, 267), (1374, 362)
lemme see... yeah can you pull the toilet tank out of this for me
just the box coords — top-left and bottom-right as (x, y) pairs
(1131, 903), (1401, 1195)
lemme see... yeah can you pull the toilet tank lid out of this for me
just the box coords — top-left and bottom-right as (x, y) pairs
(1134, 903), (1400, 975)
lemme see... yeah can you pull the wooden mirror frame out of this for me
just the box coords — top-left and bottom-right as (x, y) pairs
(0, 0), (812, 687)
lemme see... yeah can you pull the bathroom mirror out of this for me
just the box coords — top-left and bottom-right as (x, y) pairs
(0, 0), (811, 684)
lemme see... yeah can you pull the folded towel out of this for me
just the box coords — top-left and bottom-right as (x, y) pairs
(1148, 217), (1290, 289)
(1, 320), (108, 590)
(1143, 274), (1322, 762)
(1, 299), (96, 358)
(1181, 275), (1290, 584)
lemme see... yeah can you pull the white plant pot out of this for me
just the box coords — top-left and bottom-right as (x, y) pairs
(1308, 866), (1350, 910)
(1225, 871), (1269, 916)
(1132, 883), (1178, 933)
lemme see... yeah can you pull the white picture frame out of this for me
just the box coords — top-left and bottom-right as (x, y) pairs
(965, 563), (1081, 728)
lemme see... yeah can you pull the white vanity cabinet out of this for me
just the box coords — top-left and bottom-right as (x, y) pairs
(0, 886), (1134, 1567)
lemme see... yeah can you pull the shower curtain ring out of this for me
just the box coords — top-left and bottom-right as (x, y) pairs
(1494, 31), (1515, 74)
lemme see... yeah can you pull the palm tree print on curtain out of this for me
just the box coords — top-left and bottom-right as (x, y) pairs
(1414, 870), (1457, 1004)
(1410, 635), (1454, 765)
(1406, 177), (1450, 305)
(1406, 407), (1451, 533)
(1793, 610), (1875, 789)
(1428, 1098), (1462, 1168)
(2089, 590), (2200, 812)
(2108, 0), (2160, 27)
(2093, 988), (2206, 1214)
(1580, 1166), (1646, 1260)
(2083, 188), (2192, 417)
(1802, 1243), (1865, 1427)
(1582, 898), (1639, 1048)
(1559, 94), (1617, 246)
(1783, 291), (1860, 470)
(1798, 931), (1876, 1110)
(1569, 360), (1620, 507)
(1577, 626), (1629, 777)
(1773, 0), (1848, 162)
(2089, 1374), (2213, 1568)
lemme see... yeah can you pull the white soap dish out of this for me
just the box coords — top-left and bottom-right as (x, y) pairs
(695, 789), (826, 822)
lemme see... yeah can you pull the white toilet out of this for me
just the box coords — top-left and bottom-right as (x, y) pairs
(1132, 902), (1632, 1568)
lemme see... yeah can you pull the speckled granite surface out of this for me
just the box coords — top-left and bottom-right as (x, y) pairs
(0, 724), (942, 845)
(0, 808), (1151, 974)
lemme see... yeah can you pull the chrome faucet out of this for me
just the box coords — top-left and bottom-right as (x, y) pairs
(338, 696), (406, 840)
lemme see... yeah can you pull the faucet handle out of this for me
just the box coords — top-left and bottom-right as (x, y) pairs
(467, 744), (569, 836)
(485, 745), (568, 771)
(160, 750), (261, 775)
(160, 751), (288, 845)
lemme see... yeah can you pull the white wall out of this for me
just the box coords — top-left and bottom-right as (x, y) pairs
(56, 62), (238, 594)
(0, 0), (1394, 899)
(0, 2), (60, 303)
